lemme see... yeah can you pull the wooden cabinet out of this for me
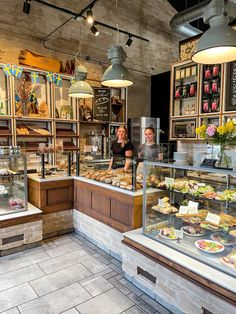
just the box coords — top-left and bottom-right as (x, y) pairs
(74, 178), (143, 232)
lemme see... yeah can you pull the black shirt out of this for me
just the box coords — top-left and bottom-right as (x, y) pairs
(110, 140), (133, 169)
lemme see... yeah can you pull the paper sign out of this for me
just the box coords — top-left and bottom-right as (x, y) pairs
(179, 206), (188, 214)
(175, 229), (184, 239)
(165, 177), (174, 185)
(188, 200), (199, 210)
(205, 212), (221, 225)
(158, 198), (165, 207)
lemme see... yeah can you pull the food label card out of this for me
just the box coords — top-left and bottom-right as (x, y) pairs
(179, 206), (188, 214)
(175, 229), (184, 239)
(205, 212), (221, 225)
(158, 198), (165, 207)
(165, 177), (174, 185)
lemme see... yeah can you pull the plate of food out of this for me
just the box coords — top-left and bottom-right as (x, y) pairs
(195, 239), (225, 254)
(181, 225), (205, 237)
(159, 228), (178, 240)
(210, 232), (236, 246)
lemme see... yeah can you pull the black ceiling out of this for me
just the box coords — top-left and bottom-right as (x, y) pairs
(167, 0), (209, 32)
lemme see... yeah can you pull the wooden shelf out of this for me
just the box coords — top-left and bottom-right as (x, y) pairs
(56, 129), (78, 138)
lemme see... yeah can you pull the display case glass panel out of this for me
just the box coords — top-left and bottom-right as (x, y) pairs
(0, 67), (11, 116)
(171, 62), (198, 117)
(143, 161), (236, 277)
(0, 154), (28, 215)
(55, 77), (77, 120)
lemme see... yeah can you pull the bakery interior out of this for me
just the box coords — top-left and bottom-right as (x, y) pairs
(0, 0), (236, 313)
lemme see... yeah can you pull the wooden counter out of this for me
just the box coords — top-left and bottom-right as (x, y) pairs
(74, 177), (158, 233)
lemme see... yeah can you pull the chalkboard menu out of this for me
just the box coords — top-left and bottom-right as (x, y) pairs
(226, 61), (236, 111)
(93, 88), (110, 121)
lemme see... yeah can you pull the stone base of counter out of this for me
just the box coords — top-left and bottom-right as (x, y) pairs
(0, 206), (42, 256)
(122, 232), (236, 314)
(73, 210), (123, 261)
(43, 210), (74, 239)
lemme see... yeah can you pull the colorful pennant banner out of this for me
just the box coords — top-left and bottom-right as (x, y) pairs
(11, 65), (23, 78)
(54, 74), (62, 86)
(46, 72), (54, 83)
(2, 64), (12, 77)
(31, 72), (39, 84)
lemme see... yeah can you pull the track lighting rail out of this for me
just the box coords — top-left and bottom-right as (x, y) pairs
(31, 0), (149, 43)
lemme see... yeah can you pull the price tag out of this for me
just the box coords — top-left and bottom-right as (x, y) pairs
(158, 198), (165, 207)
(165, 177), (174, 185)
(179, 206), (188, 214)
(205, 212), (221, 225)
(175, 229), (184, 239)
(188, 201), (199, 214)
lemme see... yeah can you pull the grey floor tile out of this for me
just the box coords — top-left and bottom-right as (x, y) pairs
(103, 270), (118, 280)
(122, 305), (147, 314)
(69, 236), (84, 246)
(0, 308), (20, 314)
(108, 263), (123, 274)
(119, 278), (143, 296)
(0, 264), (45, 292)
(0, 283), (37, 312)
(81, 276), (114, 297)
(45, 240), (81, 258)
(114, 273), (125, 280)
(61, 307), (79, 314)
(38, 249), (92, 274)
(93, 253), (111, 265)
(80, 245), (97, 255)
(128, 293), (156, 314)
(0, 251), (49, 275)
(76, 288), (134, 314)
(30, 263), (92, 296)
(51, 235), (71, 245)
(110, 258), (122, 269)
(81, 258), (109, 274)
(108, 277), (131, 295)
(18, 283), (91, 314)
(140, 295), (170, 314)
(70, 233), (87, 243)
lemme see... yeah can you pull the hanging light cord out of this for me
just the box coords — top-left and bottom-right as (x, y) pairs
(116, 0), (120, 45)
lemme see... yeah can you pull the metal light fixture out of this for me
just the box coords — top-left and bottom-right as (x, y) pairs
(86, 8), (94, 25)
(90, 24), (99, 36)
(68, 65), (94, 98)
(192, 0), (236, 64)
(102, 45), (133, 87)
(23, 0), (31, 14)
(125, 35), (133, 47)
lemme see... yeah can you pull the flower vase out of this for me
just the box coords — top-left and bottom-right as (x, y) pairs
(217, 145), (232, 169)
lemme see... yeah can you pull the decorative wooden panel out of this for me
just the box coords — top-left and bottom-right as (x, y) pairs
(110, 199), (131, 226)
(91, 191), (110, 217)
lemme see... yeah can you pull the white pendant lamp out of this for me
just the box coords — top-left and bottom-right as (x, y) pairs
(101, 45), (133, 87)
(192, 16), (236, 64)
(68, 65), (94, 98)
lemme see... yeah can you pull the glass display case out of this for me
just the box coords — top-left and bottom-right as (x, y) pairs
(0, 65), (11, 116)
(170, 61), (198, 118)
(143, 161), (236, 277)
(0, 154), (28, 215)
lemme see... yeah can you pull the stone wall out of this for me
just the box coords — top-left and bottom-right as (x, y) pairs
(43, 210), (74, 239)
(0, 0), (180, 118)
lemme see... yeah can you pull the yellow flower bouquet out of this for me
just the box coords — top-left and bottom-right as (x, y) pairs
(196, 121), (236, 168)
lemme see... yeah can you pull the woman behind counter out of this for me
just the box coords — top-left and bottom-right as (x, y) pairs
(138, 127), (163, 161)
(108, 125), (133, 172)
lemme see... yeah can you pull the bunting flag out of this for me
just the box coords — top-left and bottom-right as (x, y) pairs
(70, 77), (77, 85)
(11, 65), (23, 78)
(2, 64), (12, 77)
(54, 74), (62, 86)
(31, 72), (39, 84)
(46, 72), (54, 83)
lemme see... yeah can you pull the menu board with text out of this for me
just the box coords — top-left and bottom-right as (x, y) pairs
(93, 88), (110, 121)
(226, 61), (236, 111)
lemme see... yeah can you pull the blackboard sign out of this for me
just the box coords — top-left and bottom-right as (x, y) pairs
(93, 88), (110, 121)
(200, 158), (217, 168)
(225, 61), (236, 111)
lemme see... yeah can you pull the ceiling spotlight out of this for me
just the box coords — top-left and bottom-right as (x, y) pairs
(125, 35), (133, 47)
(90, 24), (99, 36)
(86, 9), (94, 25)
(23, 0), (31, 14)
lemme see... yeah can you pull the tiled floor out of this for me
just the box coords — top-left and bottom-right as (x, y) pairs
(0, 233), (172, 314)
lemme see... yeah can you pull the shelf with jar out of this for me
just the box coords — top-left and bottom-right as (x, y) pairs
(54, 74), (77, 121)
(170, 118), (197, 140)
(199, 64), (223, 115)
(170, 60), (199, 118)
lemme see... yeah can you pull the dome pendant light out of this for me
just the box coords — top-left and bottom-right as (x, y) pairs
(192, 16), (236, 64)
(68, 65), (94, 98)
(101, 45), (133, 87)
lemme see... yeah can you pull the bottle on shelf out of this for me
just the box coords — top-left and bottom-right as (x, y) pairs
(0, 102), (5, 115)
